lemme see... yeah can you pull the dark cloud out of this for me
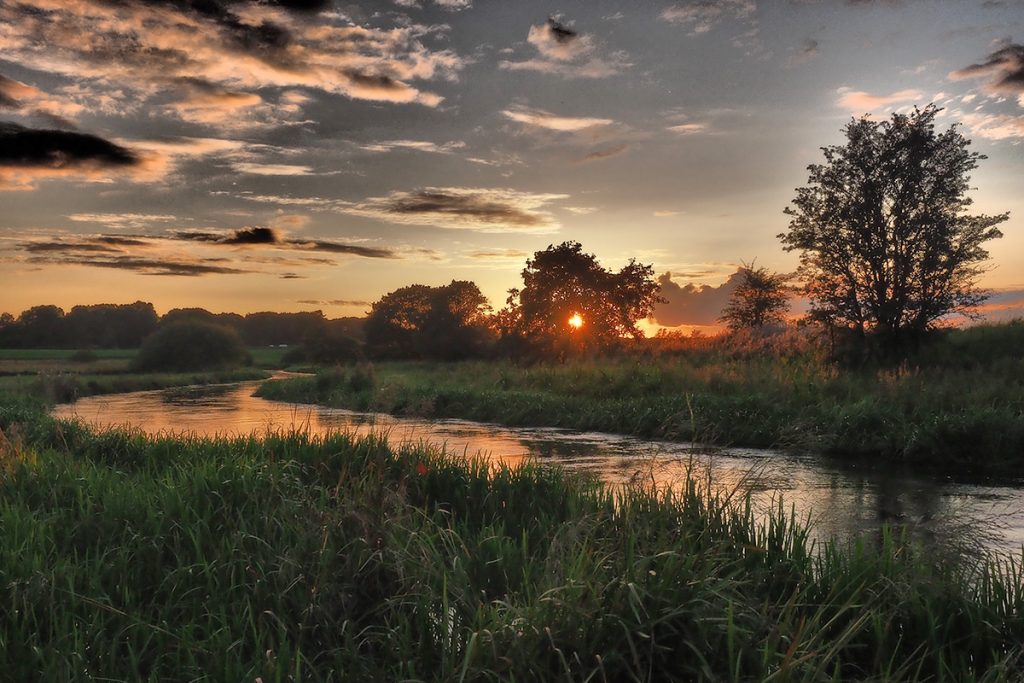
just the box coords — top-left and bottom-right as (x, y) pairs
(95, 236), (150, 246)
(0, 122), (138, 169)
(166, 227), (395, 258)
(279, 272), (306, 279)
(579, 144), (629, 162)
(950, 43), (1024, 95)
(371, 189), (555, 229)
(174, 227), (279, 244)
(0, 75), (23, 109)
(21, 240), (120, 254)
(285, 239), (398, 259)
(652, 270), (743, 326)
(27, 254), (249, 276)
(547, 17), (579, 43)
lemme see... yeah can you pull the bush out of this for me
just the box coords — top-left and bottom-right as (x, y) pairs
(134, 321), (251, 372)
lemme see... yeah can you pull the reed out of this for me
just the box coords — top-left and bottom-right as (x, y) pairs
(0, 402), (1021, 680)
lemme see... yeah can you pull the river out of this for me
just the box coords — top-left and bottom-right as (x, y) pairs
(54, 379), (1024, 557)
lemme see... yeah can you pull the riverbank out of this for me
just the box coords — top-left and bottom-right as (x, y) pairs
(0, 346), (286, 404)
(256, 345), (1024, 477)
(1, 401), (1022, 680)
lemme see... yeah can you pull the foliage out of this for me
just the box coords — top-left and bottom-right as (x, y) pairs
(0, 302), (158, 349)
(366, 280), (494, 360)
(501, 241), (663, 356)
(782, 105), (1007, 353)
(134, 320), (251, 372)
(0, 404), (1021, 680)
(719, 262), (790, 330)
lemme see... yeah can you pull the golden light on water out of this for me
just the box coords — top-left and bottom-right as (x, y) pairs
(568, 313), (584, 330)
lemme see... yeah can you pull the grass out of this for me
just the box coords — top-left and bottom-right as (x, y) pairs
(0, 345), (289, 404)
(256, 323), (1024, 477)
(0, 400), (1021, 680)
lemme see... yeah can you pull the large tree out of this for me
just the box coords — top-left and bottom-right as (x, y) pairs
(781, 105), (1007, 349)
(502, 241), (663, 355)
(366, 280), (493, 360)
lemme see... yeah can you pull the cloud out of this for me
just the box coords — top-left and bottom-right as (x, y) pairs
(465, 249), (529, 260)
(653, 210), (680, 217)
(169, 226), (397, 257)
(835, 87), (925, 112)
(788, 39), (820, 67)
(0, 0), (465, 120)
(0, 122), (143, 190)
(660, 1), (756, 35)
(500, 17), (630, 78)
(667, 122), (709, 135)
(286, 239), (398, 258)
(578, 143), (629, 162)
(349, 187), (567, 232)
(502, 105), (614, 131)
(0, 73), (86, 121)
(960, 112), (1024, 140)
(949, 43), (1024, 103)
(652, 270), (744, 326)
(68, 213), (179, 228)
(233, 162), (315, 175)
(358, 139), (466, 154)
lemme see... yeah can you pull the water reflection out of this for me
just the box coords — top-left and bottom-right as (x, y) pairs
(55, 381), (1024, 556)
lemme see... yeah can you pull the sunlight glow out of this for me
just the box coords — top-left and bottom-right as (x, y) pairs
(568, 313), (584, 330)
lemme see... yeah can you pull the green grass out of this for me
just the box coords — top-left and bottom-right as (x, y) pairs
(0, 368), (270, 404)
(0, 345), (285, 403)
(0, 348), (137, 361)
(0, 401), (1022, 680)
(256, 323), (1024, 477)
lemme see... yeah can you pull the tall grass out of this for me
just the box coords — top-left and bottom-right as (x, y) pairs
(0, 403), (1021, 680)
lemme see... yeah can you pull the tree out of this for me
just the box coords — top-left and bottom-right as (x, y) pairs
(719, 263), (790, 331)
(365, 280), (493, 360)
(134, 320), (250, 371)
(781, 105), (1007, 350)
(502, 241), (663, 355)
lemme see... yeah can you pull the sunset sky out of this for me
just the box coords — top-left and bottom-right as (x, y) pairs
(2, 0), (1023, 328)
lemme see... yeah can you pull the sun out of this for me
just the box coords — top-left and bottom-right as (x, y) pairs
(568, 313), (584, 330)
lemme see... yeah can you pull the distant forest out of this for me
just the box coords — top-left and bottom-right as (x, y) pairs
(0, 302), (364, 349)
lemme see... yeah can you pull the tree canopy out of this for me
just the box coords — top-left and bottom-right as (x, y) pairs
(365, 280), (493, 360)
(781, 105), (1007, 349)
(501, 241), (663, 355)
(719, 263), (790, 331)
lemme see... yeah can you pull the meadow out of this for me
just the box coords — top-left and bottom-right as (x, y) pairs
(256, 322), (1024, 478)
(0, 347), (287, 403)
(0, 399), (1022, 681)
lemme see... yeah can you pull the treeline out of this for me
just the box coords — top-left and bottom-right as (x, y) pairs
(0, 302), (364, 349)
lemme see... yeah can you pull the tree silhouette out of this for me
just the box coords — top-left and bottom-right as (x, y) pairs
(502, 241), (663, 356)
(366, 280), (493, 360)
(719, 263), (789, 331)
(781, 105), (1007, 352)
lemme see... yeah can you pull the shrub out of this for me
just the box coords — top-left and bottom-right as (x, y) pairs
(134, 321), (251, 372)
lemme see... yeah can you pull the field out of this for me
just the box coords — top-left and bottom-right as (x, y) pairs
(256, 323), (1024, 478)
(0, 400), (1021, 681)
(0, 347), (289, 403)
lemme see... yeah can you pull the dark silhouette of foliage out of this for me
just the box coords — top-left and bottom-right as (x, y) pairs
(366, 280), (493, 360)
(501, 241), (663, 356)
(719, 263), (790, 331)
(134, 321), (251, 372)
(284, 332), (364, 365)
(66, 302), (158, 348)
(781, 105), (1007, 353)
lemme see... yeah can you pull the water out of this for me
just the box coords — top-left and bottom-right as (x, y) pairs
(54, 379), (1024, 556)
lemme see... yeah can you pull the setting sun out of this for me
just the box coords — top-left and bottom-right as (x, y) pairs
(568, 313), (584, 330)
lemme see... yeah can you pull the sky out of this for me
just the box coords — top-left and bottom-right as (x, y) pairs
(1, 0), (1023, 329)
